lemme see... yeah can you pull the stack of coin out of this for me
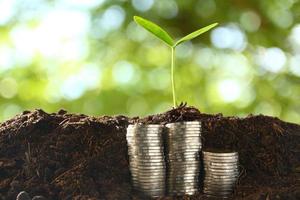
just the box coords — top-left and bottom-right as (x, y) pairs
(166, 121), (202, 196)
(203, 151), (239, 198)
(126, 124), (166, 198)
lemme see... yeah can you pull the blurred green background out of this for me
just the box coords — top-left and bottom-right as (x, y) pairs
(0, 0), (300, 123)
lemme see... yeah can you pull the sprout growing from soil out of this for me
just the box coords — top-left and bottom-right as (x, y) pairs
(134, 16), (218, 107)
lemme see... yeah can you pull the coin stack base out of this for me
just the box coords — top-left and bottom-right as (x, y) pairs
(203, 151), (239, 198)
(127, 124), (166, 198)
(166, 121), (202, 196)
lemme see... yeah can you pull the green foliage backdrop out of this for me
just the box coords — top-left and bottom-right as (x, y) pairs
(0, 0), (300, 123)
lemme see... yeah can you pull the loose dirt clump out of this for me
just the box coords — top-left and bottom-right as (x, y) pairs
(0, 105), (299, 199)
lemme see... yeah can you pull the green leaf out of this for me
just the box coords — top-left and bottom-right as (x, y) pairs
(134, 16), (174, 47)
(174, 23), (218, 47)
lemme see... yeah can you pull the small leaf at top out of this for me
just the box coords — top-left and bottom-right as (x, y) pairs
(174, 23), (218, 47)
(134, 16), (174, 47)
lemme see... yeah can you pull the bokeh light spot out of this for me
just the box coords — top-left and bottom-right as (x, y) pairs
(100, 5), (125, 31)
(132, 0), (154, 12)
(218, 79), (242, 103)
(0, 0), (17, 25)
(211, 25), (247, 51)
(2, 104), (21, 120)
(0, 77), (18, 99)
(256, 47), (286, 73)
(289, 55), (300, 76)
(240, 11), (261, 32)
(113, 61), (135, 84)
(156, 0), (178, 19)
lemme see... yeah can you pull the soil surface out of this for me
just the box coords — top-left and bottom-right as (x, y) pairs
(0, 105), (299, 200)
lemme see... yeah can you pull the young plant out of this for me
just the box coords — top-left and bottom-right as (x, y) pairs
(134, 16), (218, 107)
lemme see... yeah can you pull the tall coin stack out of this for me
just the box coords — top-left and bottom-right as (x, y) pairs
(203, 151), (239, 198)
(166, 121), (202, 196)
(126, 124), (166, 198)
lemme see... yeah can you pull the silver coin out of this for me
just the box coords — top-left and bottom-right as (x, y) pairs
(166, 124), (201, 128)
(168, 159), (200, 163)
(203, 154), (238, 159)
(204, 165), (238, 170)
(128, 149), (164, 153)
(168, 187), (198, 191)
(168, 156), (200, 160)
(127, 137), (161, 141)
(126, 129), (162, 133)
(136, 184), (166, 189)
(130, 162), (165, 166)
(166, 122), (201, 126)
(129, 153), (164, 157)
(128, 146), (164, 150)
(126, 135), (162, 139)
(133, 172), (166, 176)
(168, 190), (198, 195)
(203, 179), (237, 184)
(204, 178), (237, 182)
(129, 159), (165, 163)
(168, 147), (201, 151)
(130, 169), (165, 173)
(204, 174), (238, 179)
(128, 124), (163, 128)
(168, 186), (198, 190)
(168, 129), (201, 133)
(203, 157), (239, 162)
(203, 167), (239, 174)
(134, 186), (165, 191)
(130, 155), (164, 159)
(167, 143), (201, 147)
(131, 174), (165, 178)
(127, 130), (163, 134)
(203, 151), (238, 156)
(130, 168), (165, 172)
(168, 174), (200, 178)
(128, 148), (164, 152)
(168, 158), (200, 162)
(168, 166), (200, 171)
(133, 181), (165, 185)
(130, 162), (165, 167)
(129, 147), (164, 151)
(204, 162), (238, 167)
(168, 147), (201, 152)
(203, 159), (239, 164)
(167, 133), (201, 137)
(168, 153), (199, 157)
(132, 178), (165, 183)
(168, 128), (201, 131)
(168, 163), (200, 167)
(129, 157), (165, 161)
(204, 168), (238, 173)
(131, 173), (165, 177)
(204, 171), (239, 176)
(168, 180), (199, 185)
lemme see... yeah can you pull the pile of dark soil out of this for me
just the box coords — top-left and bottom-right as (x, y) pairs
(0, 106), (299, 199)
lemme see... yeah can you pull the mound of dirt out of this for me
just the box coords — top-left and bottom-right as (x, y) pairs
(0, 106), (299, 199)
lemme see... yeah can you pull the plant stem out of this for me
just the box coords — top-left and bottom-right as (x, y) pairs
(171, 47), (176, 107)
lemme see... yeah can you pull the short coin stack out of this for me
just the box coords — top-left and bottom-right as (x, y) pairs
(203, 151), (239, 198)
(126, 124), (166, 198)
(166, 121), (202, 195)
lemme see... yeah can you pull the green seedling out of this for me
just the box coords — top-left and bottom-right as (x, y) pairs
(134, 16), (218, 107)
